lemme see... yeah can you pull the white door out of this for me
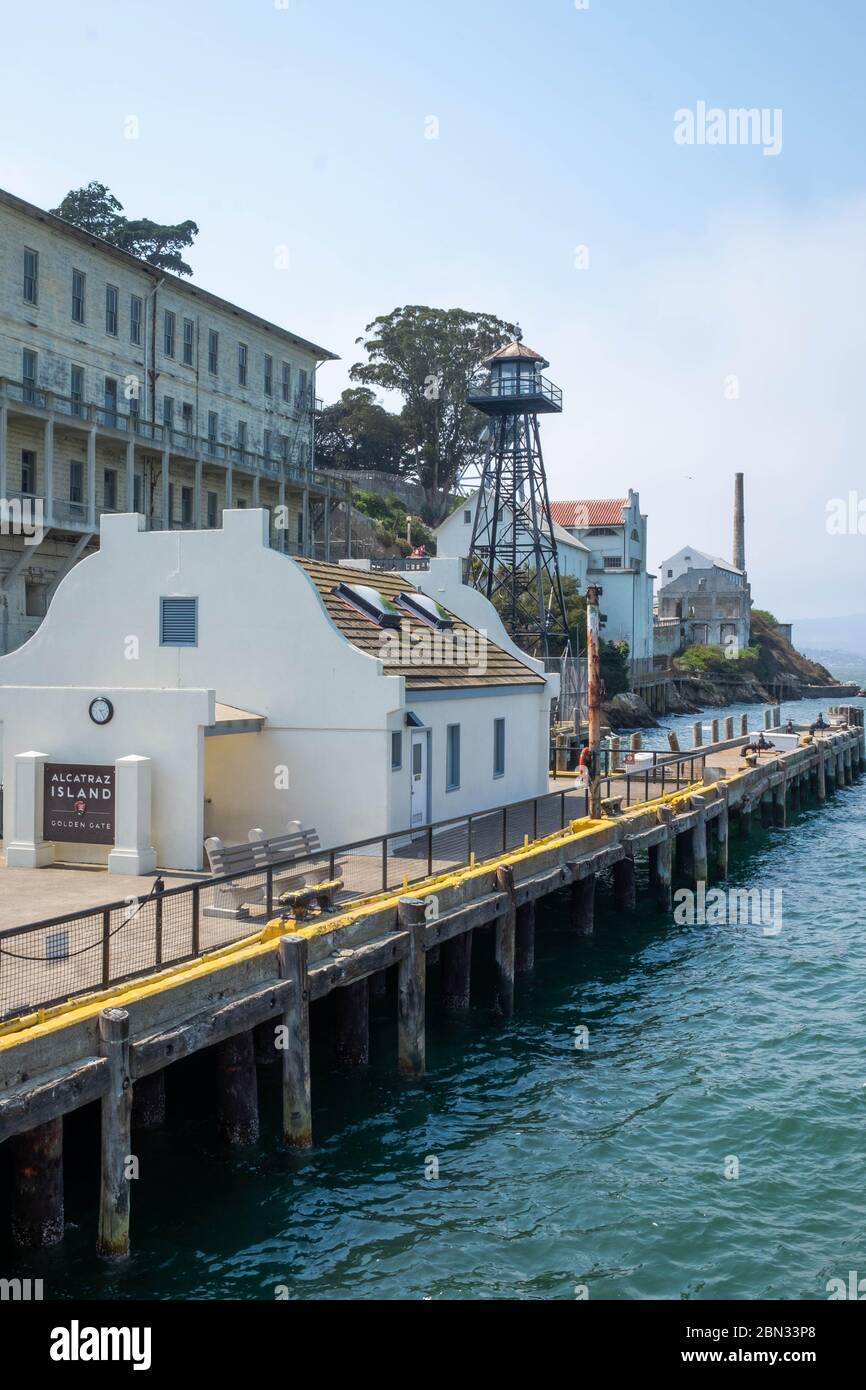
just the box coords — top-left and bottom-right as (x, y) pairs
(410, 731), (428, 827)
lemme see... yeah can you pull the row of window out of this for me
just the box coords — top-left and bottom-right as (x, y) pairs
(390, 719), (506, 785)
(14, 446), (305, 538)
(21, 247), (310, 401)
(20, 351), (310, 464)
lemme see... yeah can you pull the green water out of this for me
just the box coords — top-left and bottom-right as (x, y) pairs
(3, 694), (865, 1301)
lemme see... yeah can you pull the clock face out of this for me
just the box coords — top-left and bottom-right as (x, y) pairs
(89, 697), (114, 725)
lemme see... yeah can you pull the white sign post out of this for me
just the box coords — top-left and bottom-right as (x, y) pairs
(107, 755), (157, 876)
(5, 750), (54, 868)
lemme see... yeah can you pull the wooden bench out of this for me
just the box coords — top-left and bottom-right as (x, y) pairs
(203, 824), (340, 919)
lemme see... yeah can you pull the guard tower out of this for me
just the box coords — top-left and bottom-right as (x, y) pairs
(465, 337), (570, 660)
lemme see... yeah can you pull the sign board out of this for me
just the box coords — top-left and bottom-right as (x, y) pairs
(43, 763), (115, 844)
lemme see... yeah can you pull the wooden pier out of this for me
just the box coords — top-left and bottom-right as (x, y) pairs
(0, 714), (862, 1257)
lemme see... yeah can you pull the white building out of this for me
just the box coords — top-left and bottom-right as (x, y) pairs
(0, 510), (555, 872)
(435, 492), (589, 583)
(0, 187), (351, 656)
(656, 546), (751, 650)
(554, 492), (656, 666)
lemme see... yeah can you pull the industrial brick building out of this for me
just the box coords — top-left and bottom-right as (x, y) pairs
(0, 187), (350, 654)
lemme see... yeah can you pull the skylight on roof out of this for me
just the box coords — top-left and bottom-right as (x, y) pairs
(333, 581), (402, 630)
(397, 591), (454, 632)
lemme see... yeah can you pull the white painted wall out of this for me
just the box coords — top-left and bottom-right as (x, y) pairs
(0, 509), (554, 868)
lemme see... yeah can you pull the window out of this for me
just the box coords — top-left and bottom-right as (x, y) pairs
(296, 510), (304, 546)
(70, 365), (84, 415)
(264, 354), (273, 396)
(464, 510), (472, 524)
(72, 269), (86, 323)
(23, 248), (38, 304)
(181, 486), (193, 526)
(182, 318), (194, 366)
(281, 361), (291, 402)
(163, 396), (174, 428)
(238, 342), (248, 386)
(130, 294), (143, 345)
(667, 569), (673, 578)
(163, 310), (175, 358)
(603, 555), (623, 568)
(333, 581), (401, 629)
(104, 377), (118, 424)
(103, 468), (117, 510)
(397, 591), (453, 631)
(263, 428), (271, 458)
(22, 349), (37, 403)
(105, 285), (119, 335)
(160, 596), (198, 646)
(237, 420), (247, 452)
(25, 580), (48, 618)
(129, 389), (140, 420)
(69, 460), (84, 505)
(168, 483), (175, 522)
(237, 497), (247, 508)
(182, 402), (194, 436)
(281, 435), (289, 464)
(207, 491), (218, 528)
(208, 329), (218, 374)
(133, 474), (143, 512)
(298, 368), (309, 408)
(391, 730), (402, 770)
(21, 450), (36, 494)
(446, 724), (461, 791)
(207, 410), (218, 444)
(493, 718), (506, 779)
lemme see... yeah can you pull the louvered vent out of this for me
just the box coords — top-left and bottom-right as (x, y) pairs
(160, 596), (198, 647)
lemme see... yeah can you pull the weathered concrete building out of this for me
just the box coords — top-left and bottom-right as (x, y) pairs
(0, 187), (350, 654)
(656, 546), (751, 651)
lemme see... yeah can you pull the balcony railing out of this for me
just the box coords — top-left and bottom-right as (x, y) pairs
(467, 370), (563, 411)
(0, 377), (348, 498)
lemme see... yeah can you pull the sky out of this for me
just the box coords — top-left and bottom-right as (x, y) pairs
(2, 0), (865, 619)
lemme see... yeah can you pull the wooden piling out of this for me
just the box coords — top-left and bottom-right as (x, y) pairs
(692, 800), (709, 885)
(10, 1117), (64, 1248)
(97, 1007), (132, 1258)
(760, 790), (774, 827)
(711, 719), (720, 743)
(740, 713), (749, 736)
(441, 930), (472, 1009)
(716, 792), (729, 878)
(253, 1018), (279, 1067)
(278, 934), (312, 1148)
(677, 827), (695, 881)
(515, 900), (536, 974)
(333, 977), (369, 1069)
(655, 808), (673, 910)
(369, 968), (388, 1000)
(493, 866), (517, 1018)
(739, 801), (753, 837)
(724, 716), (734, 740)
(396, 898), (427, 1076)
(216, 1028), (260, 1145)
(692, 721), (703, 748)
(132, 1069), (165, 1130)
(571, 873), (595, 933)
(613, 844), (636, 911)
(772, 782), (787, 828)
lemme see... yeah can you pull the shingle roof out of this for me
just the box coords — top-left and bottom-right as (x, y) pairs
(295, 558), (545, 691)
(550, 499), (627, 528)
(482, 339), (547, 365)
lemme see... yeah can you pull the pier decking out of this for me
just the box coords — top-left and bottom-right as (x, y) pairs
(0, 713), (862, 1257)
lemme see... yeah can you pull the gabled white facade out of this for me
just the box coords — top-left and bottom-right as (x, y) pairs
(0, 510), (554, 871)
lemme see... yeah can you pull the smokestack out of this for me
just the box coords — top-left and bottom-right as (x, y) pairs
(733, 472), (745, 573)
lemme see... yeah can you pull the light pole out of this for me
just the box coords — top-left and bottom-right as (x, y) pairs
(586, 583), (603, 817)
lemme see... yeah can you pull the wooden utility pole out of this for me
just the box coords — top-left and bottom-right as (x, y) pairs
(586, 583), (602, 818)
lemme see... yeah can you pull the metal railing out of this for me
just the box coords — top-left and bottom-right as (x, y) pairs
(551, 744), (709, 806)
(467, 370), (563, 410)
(0, 785), (588, 1023)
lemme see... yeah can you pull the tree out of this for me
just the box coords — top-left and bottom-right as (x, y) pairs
(350, 305), (519, 521)
(51, 182), (199, 276)
(315, 388), (409, 475)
